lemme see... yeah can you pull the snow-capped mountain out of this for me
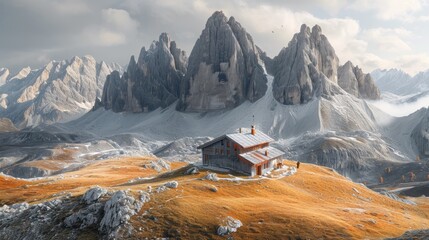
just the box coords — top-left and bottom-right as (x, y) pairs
(0, 56), (122, 128)
(371, 68), (429, 95)
(0, 11), (425, 186)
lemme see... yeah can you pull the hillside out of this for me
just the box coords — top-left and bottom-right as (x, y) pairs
(1, 157), (428, 239)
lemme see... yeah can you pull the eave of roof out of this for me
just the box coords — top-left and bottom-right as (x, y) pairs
(239, 146), (285, 165)
(197, 130), (274, 150)
(197, 135), (227, 149)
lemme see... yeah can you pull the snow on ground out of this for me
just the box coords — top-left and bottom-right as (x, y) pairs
(1, 74), (427, 184)
(201, 165), (297, 182)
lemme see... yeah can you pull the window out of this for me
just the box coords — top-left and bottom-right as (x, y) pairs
(227, 141), (230, 147)
(221, 140), (224, 146)
(227, 150), (230, 155)
(220, 149), (224, 155)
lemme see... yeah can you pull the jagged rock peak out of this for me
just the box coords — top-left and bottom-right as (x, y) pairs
(101, 33), (187, 113)
(0, 68), (10, 86)
(0, 55), (120, 127)
(177, 11), (267, 112)
(338, 61), (380, 100)
(272, 24), (340, 105)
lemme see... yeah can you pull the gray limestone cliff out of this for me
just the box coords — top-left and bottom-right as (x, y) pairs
(411, 109), (429, 158)
(338, 61), (380, 100)
(101, 33), (187, 112)
(177, 11), (267, 112)
(256, 46), (274, 76)
(272, 24), (339, 105)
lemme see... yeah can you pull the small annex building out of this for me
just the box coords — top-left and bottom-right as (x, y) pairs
(197, 126), (285, 176)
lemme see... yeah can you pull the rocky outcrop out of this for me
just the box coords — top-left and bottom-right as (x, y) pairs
(411, 109), (429, 158)
(0, 56), (121, 127)
(338, 61), (380, 100)
(256, 46), (274, 76)
(0, 68), (9, 86)
(101, 33), (187, 112)
(0, 188), (146, 240)
(0, 118), (18, 132)
(272, 24), (339, 105)
(177, 11), (267, 112)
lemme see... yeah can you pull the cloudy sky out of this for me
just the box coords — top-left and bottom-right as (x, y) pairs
(1, 0), (429, 75)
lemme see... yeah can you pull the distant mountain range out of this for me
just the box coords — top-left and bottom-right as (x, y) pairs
(371, 68), (429, 95)
(0, 56), (122, 128)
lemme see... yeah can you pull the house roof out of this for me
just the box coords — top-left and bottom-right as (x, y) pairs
(239, 146), (285, 165)
(226, 131), (273, 148)
(197, 128), (274, 149)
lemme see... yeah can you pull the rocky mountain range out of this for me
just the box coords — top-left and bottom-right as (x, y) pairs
(0, 11), (426, 185)
(1, 9), (429, 240)
(372, 68), (429, 95)
(101, 33), (187, 112)
(100, 13), (380, 114)
(0, 56), (122, 128)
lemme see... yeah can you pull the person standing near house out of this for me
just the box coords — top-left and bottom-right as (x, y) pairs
(297, 161), (300, 169)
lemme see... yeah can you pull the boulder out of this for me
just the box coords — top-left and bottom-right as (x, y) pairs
(338, 61), (380, 100)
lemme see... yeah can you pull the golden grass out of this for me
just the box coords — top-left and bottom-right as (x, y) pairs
(1, 158), (428, 239)
(0, 156), (186, 205)
(129, 161), (429, 239)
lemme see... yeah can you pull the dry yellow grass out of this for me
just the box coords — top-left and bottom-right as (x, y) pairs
(129, 161), (429, 239)
(1, 158), (428, 239)
(0, 156), (186, 205)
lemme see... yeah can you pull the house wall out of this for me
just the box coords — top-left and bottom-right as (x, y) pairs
(202, 138), (253, 175)
(250, 157), (280, 176)
(202, 139), (282, 176)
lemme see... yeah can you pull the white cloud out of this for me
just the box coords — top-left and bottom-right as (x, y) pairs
(351, 0), (424, 20)
(363, 28), (412, 53)
(79, 8), (139, 47)
(2, 0), (429, 77)
(210, 4), (362, 61)
(393, 54), (429, 75)
(372, 94), (429, 117)
(90, 29), (127, 47)
(101, 8), (139, 33)
(49, 0), (89, 15)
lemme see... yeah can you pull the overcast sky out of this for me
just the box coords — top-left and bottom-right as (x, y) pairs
(1, 0), (429, 75)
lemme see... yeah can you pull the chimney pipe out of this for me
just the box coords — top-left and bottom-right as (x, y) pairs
(239, 128), (242, 133)
(251, 125), (256, 135)
(265, 150), (268, 156)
